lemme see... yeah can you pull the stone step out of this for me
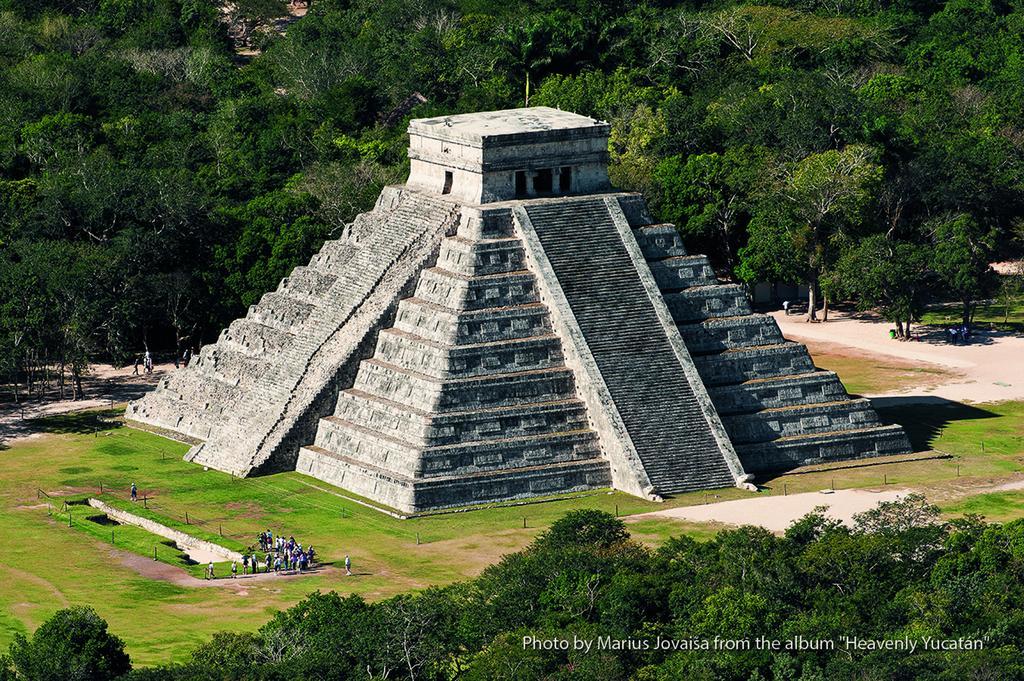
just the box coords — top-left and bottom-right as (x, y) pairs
(736, 424), (913, 472)
(648, 255), (718, 291)
(354, 359), (579, 413)
(220, 318), (295, 357)
(372, 327), (565, 380)
(436, 235), (526, 277)
(307, 240), (359, 274)
(414, 267), (539, 310)
(708, 371), (849, 415)
(393, 298), (552, 346)
(296, 445), (611, 514)
(694, 343), (816, 387)
(632, 223), (688, 260)
(278, 266), (338, 304)
(314, 415), (601, 480)
(722, 398), (880, 445)
(523, 198), (737, 494)
(678, 314), (785, 355)
(247, 291), (317, 333)
(663, 285), (752, 323)
(334, 388), (591, 447)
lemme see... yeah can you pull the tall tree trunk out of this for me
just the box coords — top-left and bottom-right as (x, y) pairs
(822, 291), (829, 322)
(806, 273), (818, 322)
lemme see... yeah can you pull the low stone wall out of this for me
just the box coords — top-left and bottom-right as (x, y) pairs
(87, 499), (243, 562)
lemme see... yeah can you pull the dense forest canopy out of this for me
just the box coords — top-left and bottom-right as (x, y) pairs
(2, 0), (1023, 391)
(6, 504), (1024, 679)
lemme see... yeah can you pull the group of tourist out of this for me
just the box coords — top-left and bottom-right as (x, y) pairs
(947, 325), (972, 345)
(132, 348), (195, 374)
(242, 530), (318, 577)
(133, 351), (154, 376)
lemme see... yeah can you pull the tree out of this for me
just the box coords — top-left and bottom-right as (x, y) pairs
(653, 147), (767, 270)
(774, 145), (883, 321)
(8, 607), (131, 681)
(827, 235), (933, 339)
(535, 510), (630, 551)
(928, 213), (997, 328)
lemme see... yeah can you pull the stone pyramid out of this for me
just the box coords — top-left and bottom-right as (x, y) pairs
(129, 107), (911, 513)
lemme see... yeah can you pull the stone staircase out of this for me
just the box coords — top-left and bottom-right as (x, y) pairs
(517, 198), (742, 495)
(616, 195), (911, 472)
(127, 187), (463, 476)
(295, 207), (611, 513)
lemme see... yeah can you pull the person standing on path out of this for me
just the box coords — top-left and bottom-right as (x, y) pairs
(130, 483), (137, 501)
(133, 355), (141, 376)
(206, 561), (214, 580)
(231, 561), (237, 579)
(345, 554), (352, 576)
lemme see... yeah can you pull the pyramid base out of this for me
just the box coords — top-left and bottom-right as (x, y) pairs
(296, 445), (611, 514)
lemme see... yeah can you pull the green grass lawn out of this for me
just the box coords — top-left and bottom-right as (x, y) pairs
(3, 397), (1023, 665)
(920, 294), (1024, 333)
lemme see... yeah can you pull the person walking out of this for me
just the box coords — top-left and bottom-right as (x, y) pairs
(231, 561), (237, 579)
(206, 561), (215, 580)
(144, 351), (153, 374)
(130, 483), (137, 502)
(242, 554), (249, 576)
(132, 355), (141, 376)
(345, 554), (352, 576)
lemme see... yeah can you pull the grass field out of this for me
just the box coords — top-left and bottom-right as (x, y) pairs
(920, 295), (1024, 333)
(2, 394), (1023, 664)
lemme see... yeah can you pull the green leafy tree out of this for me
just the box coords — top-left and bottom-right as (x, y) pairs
(928, 213), (997, 328)
(8, 607), (130, 681)
(827, 235), (933, 339)
(771, 145), (883, 321)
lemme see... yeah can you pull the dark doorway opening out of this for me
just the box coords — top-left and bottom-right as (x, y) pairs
(534, 168), (553, 194)
(559, 166), (572, 192)
(515, 170), (528, 198)
(442, 170), (453, 195)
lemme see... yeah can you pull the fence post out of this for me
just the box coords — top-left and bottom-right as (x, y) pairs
(68, 511), (72, 528)
(523, 517), (527, 529)
(153, 546), (157, 561)
(186, 512), (189, 525)
(615, 504), (619, 517)
(784, 483), (788, 496)
(416, 532), (420, 545)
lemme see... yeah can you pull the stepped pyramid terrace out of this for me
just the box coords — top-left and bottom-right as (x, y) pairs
(127, 107), (912, 514)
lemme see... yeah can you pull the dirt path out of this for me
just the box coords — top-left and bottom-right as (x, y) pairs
(632, 473), (1024, 534)
(114, 546), (340, 588)
(773, 310), (1024, 403)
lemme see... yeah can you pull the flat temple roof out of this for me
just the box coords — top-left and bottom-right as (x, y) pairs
(409, 107), (608, 145)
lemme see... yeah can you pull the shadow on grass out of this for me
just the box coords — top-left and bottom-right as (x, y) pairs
(24, 409), (123, 436)
(871, 396), (999, 452)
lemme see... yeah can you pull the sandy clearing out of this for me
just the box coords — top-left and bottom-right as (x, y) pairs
(630, 488), (910, 533)
(772, 310), (1024, 403)
(0, 363), (169, 441)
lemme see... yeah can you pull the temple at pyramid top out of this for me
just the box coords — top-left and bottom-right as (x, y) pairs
(406, 106), (611, 203)
(128, 106), (911, 515)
